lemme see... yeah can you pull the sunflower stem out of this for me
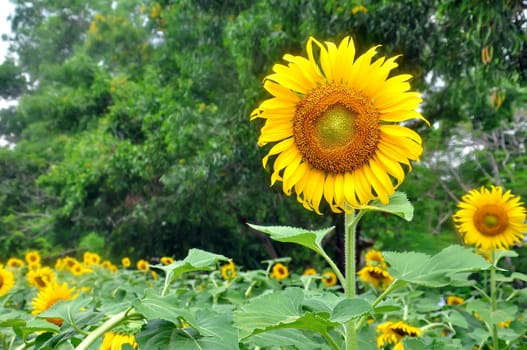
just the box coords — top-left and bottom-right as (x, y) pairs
(344, 207), (365, 350)
(490, 249), (499, 350)
(75, 308), (140, 350)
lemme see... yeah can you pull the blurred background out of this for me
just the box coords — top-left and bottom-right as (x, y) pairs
(0, 0), (526, 271)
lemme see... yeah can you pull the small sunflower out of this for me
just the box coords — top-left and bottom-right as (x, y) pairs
(100, 331), (138, 350)
(121, 257), (131, 268)
(270, 263), (289, 280)
(136, 259), (149, 271)
(321, 271), (338, 287)
(0, 266), (15, 296)
(32, 282), (77, 326)
(220, 260), (237, 280)
(69, 262), (92, 276)
(26, 266), (56, 289)
(357, 265), (393, 289)
(25, 251), (41, 266)
(83, 252), (101, 266)
(160, 256), (174, 265)
(376, 321), (420, 350)
(364, 249), (387, 268)
(7, 258), (25, 269)
(453, 186), (527, 250)
(303, 267), (317, 276)
(446, 295), (464, 306)
(251, 36), (426, 213)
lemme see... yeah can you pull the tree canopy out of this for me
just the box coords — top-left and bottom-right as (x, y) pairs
(1, 0), (526, 268)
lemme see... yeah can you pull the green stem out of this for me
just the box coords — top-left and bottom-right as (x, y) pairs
(344, 208), (365, 350)
(319, 249), (346, 287)
(490, 249), (499, 350)
(355, 279), (401, 330)
(75, 308), (140, 350)
(321, 331), (341, 350)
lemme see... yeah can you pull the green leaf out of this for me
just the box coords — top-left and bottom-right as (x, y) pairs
(232, 288), (338, 340)
(247, 328), (331, 350)
(363, 192), (414, 221)
(384, 245), (491, 287)
(330, 298), (373, 323)
(133, 290), (196, 327)
(38, 296), (94, 328)
(247, 224), (334, 256)
(155, 248), (228, 283)
(136, 311), (238, 350)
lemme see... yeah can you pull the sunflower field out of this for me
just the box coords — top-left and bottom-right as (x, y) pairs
(1, 0), (527, 349)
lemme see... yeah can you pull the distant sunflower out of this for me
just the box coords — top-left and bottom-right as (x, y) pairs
(220, 260), (237, 280)
(136, 259), (149, 271)
(26, 267), (56, 289)
(364, 249), (387, 268)
(121, 257), (131, 268)
(160, 256), (174, 265)
(32, 282), (77, 326)
(446, 295), (464, 306)
(100, 331), (138, 350)
(270, 263), (289, 280)
(453, 186), (527, 250)
(25, 251), (41, 266)
(322, 271), (338, 287)
(0, 266), (15, 296)
(357, 265), (393, 289)
(251, 36), (426, 213)
(7, 258), (24, 269)
(377, 321), (420, 350)
(303, 267), (317, 276)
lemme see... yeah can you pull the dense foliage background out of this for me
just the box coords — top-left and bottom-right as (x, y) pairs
(1, 0), (526, 269)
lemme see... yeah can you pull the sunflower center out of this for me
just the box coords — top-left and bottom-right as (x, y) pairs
(0, 275), (3, 288)
(315, 105), (356, 149)
(293, 83), (380, 173)
(473, 204), (509, 236)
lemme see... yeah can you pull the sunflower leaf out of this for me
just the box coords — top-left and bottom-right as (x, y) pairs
(363, 191), (414, 221)
(330, 298), (373, 323)
(232, 288), (338, 340)
(155, 248), (228, 283)
(384, 245), (491, 287)
(247, 224), (335, 256)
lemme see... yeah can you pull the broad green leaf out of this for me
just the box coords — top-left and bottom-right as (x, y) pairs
(232, 288), (337, 340)
(384, 245), (491, 287)
(133, 289), (196, 328)
(248, 328), (331, 350)
(22, 319), (60, 340)
(136, 312), (238, 350)
(38, 296), (95, 328)
(330, 298), (373, 323)
(247, 224), (334, 256)
(494, 272), (527, 283)
(155, 248), (228, 283)
(363, 191), (414, 221)
(466, 300), (517, 326)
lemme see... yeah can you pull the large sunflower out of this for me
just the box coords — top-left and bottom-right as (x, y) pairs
(252, 36), (426, 213)
(32, 282), (77, 326)
(100, 331), (138, 350)
(453, 185), (527, 250)
(376, 321), (420, 350)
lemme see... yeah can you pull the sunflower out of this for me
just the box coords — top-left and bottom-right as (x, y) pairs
(220, 260), (237, 280)
(160, 256), (174, 265)
(25, 251), (41, 266)
(303, 267), (317, 276)
(357, 265), (393, 289)
(376, 321), (420, 350)
(364, 249), (387, 268)
(121, 257), (131, 268)
(136, 259), (149, 271)
(69, 262), (92, 276)
(32, 282), (77, 326)
(7, 258), (25, 269)
(100, 331), (138, 350)
(453, 185), (527, 250)
(83, 252), (101, 266)
(251, 36), (426, 213)
(0, 266), (15, 296)
(446, 295), (464, 306)
(270, 263), (289, 280)
(322, 271), (338, 287)
(26, 266), (56, 289)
